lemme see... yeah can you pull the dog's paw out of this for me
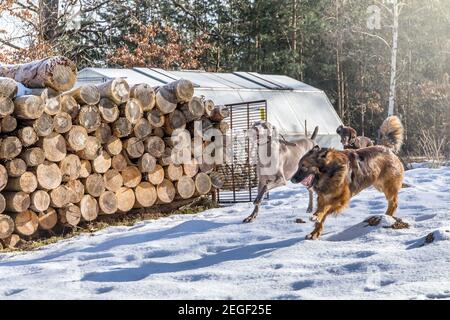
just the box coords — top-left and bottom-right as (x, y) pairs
(309, 215), (318, 222)
(243, 216), (255, 223)
(305, 232), (320, 240)
(306, 207), (313, 214)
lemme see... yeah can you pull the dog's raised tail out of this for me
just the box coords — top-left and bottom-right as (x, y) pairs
(310, 126), (319, 141)
(377, 115), (404, 153)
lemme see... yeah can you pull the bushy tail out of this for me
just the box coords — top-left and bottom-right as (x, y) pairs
(377, 116), (404, 153)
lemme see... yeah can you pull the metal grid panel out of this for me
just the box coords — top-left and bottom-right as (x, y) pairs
(217, 100), (267, 204)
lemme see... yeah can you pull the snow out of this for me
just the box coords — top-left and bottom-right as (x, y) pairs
(1, 166), (449, 300)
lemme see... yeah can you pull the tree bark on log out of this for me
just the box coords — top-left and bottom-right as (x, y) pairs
(5, 171), (37, 193)
(209, 105), (230, 122)
(0, 164), (7, 192)
(0, 56), (77, 92)
(179, 96), (204, 122)
(4, 191), (30, 212)
(21, 147), (45, 167)
(0, 77), (18, 98)
(95, 123), (112, 144)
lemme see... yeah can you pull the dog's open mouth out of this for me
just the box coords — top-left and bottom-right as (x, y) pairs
(300, 174), (315, 188)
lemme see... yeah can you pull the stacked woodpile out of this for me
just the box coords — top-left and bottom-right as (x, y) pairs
(0, 56), (227, 249)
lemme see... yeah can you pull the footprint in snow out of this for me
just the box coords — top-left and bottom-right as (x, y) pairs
(3, 288), (26, 296)
(95, 286), (114, 294)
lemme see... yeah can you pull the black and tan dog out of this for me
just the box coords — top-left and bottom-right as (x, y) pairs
(336, 125), (374, 149)
(291, 116), (404, 239)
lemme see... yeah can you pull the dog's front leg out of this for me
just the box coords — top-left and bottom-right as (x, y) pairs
(306, 188), (314, 213)
(243, 184), (268, 223)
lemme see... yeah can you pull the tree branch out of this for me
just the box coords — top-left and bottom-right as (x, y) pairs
(0, 38), (22, 50)
(351, 29), (391, 48)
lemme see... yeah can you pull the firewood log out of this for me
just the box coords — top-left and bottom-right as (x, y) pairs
(96, 78), (130, 105)
(65, 125), (88, 151)
(43, 95), (61, 115)
(158, 147), (173, 166)
(79, 159), (92, 178)
(138, 153), (156, 173)
(53, 112), (72, 133)
(59, 154), (81, 181)
(152, 127), (165, 138)
(99, 191), (118, 214)
(32, 113), (54, 136)
(122, 166), (142, 188)
(156, 80), (194, 114)
(133, 118), (152, 140)
(209, 171), (225, 189)
(133, 182), (157, 208)
(0, 77), (18, 98)
(60, 95), (79, 119)
(123, 137), (145, 159)
(65, 179), (85, 204)
(38, 208), (58, 230)
(77, 136), (101, 160)
(144, 136), (165, 158)
(95, 123), (112, 144)
(195, 172), (212, 195)
(0, 56), (77, 92)
(17, 126), (38, 147)
(130, 83), (155, 112)
(30, 190), (51, 212)
(13, 95), (44, 119)
(164, 163), (183, 181)
(5, 159), (27, 177)
(4, 191), (30, 212)
(163, 109), (186, 135)
(41, 132), (67, 162)
(103, 169), (123, 192)
(21, 147), (45, 167)
(111, 154), (128, 171)
(12, 210), (39, 236)
(179, 96), (204, 122)
(148, 165), (165, 185)
(1, 115), (17, 132)
(165, 129), (191, 148)
(115, 187), (135, 212)
(58, 204), (81, 227)
(92, 150), (111, 173)
(112, 117), (132, 138)
(78, 105), (101, 133)
(36, 162), (62, 190)
(147, 108), (165, 127)
(98, 98), (119, 123)
(208, 105), (230, 122)
(0, 97), (14, 117)
(0, 214), (14, 239)
(79, 194), (99, 222)
(183, 160), (198, 178)
(5, 171), (37, 193)
(204, 99), (215, 116)
(157, 179), (176, 203)
(83, 173), (105, 197)
(63, 85), (100, 105)
(176, 176), (196, 199)
(106, 136), (123, 156)
(50, 185), (71, 208)
(121, 98), (143, 124)
(0, 136), (22, 159)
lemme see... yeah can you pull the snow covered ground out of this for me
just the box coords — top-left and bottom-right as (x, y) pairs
(0, 165), (449, 300)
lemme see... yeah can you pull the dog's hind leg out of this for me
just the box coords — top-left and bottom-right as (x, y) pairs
(306, 189), (314, 213)
(243, 184), (268, 223)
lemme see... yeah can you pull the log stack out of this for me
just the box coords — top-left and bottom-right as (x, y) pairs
(0, 57), (227, 249)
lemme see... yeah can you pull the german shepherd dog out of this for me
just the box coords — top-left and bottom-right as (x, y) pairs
(291, 116), (404, 239)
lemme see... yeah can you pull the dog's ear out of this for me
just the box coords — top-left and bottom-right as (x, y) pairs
(336, 125), (343, 134)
